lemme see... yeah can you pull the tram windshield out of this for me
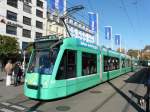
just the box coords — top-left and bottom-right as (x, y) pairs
(27, 48), (58, 75)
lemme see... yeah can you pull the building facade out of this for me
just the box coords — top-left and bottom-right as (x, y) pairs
(0, 0), (47, 49)
(66, 17), (95, 44)
(46, 12), (95, 43)
(46, 11), (66, 38)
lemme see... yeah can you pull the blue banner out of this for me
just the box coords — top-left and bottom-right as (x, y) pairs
(48, 0), (66, 13)
(105, 26), (112, 40)
(59, 0), (64, 12)
(48, 0), (55, 11)
(88, 12), (97, 32)
(115, 34), (120, 45)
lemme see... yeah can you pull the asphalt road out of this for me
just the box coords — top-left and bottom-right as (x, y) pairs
(0, 68), (149, 112)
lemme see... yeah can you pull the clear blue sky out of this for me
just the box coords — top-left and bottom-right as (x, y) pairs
(67, 0), (150, 50)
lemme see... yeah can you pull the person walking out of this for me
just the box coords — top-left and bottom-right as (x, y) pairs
(13, 62), (21, 86)
(18, 62), (23, 84)
(4, 60), (13, 86)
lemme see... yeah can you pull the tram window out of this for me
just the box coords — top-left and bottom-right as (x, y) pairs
(82, 52), (97, 76)
(129, 60), (131, 67)
(127, 59), (131, 67)
(122, 59), (125, 68)
(27, 49), (58, 75)
(126, 60), (128, 67)
(104, 56), (109, 72)
(56, 50), (76, 80)
(104, 56), (120, 72)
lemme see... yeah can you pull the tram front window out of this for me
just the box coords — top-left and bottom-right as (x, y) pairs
(27, 48), (58, 75)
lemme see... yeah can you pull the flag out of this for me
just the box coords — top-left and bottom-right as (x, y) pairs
(48, 0), (66, 13)
(88, 12), (97, 32)
(48, 0), (55, 12)
(59, 0), (66, 13)
(105, 26), (112, 40)
(115, 34), (121, 45)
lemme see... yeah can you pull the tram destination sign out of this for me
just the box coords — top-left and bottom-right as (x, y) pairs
(34, 40), (56, 49)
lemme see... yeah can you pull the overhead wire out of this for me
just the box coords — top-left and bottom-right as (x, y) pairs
(68, 0), (106, 33)
(120, 0), (135, 32)
(66, 1), (89, 23)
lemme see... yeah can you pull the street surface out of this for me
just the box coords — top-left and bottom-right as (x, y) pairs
(0, 68), (149, 112)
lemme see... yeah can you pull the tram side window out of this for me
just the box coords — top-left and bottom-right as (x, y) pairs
(129, 60), (131, 67)
(82, 52), (97, 76)
(114, 58), (120, 69)
(104, 56), (109, 72)
(125, 59), (127, 67)
(122, 59), (125, 68)
(127, 59), (131, 67)
(56, 50), (76, 80)
(104, 56), (120, 72)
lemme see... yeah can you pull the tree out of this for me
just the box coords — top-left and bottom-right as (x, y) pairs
(116, 48), (125, 54)
(127, 49), (139, 58)
(142, 45), (150, 60)
(142, 52), (150, 60)
(0, 35), (20, 66)
(26, 42), (33, 54)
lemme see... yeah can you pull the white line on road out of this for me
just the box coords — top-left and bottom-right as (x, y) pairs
(10, 105), (25, 110)
(0, 108), (14, 112)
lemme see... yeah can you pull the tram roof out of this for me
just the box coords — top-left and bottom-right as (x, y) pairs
(34, 36), (99, 50)
(62, 37), (99, 50)
(34, 36), (132, 59)
(101, 46), (120, 56)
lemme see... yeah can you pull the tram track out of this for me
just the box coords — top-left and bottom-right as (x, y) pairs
(122, 68), (147, 112)
(91, 68), (145, 112)
(91, 79), (127, 112)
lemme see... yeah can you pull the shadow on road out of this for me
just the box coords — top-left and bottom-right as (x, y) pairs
(124, 68), (148, 84)
(108, 81), (145, 112)
(129, 90), (146, 104)
(27, 101), (45, 112)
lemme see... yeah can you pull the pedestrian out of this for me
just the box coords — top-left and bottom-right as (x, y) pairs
(4, 60), (13, 86)
(0, 61), (2, 80)
(13, 62), (22, 86)
(18, 62), (23, 84)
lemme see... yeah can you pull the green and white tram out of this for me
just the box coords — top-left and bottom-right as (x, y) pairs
(24, 36), (138, 100)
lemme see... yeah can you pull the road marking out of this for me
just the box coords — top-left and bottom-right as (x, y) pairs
(1, 102), (11, 106)
(10, 105), (25, 110)
(0, 108), (14, 112)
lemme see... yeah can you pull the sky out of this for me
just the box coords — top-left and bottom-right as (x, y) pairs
(67, 0), (150, 50)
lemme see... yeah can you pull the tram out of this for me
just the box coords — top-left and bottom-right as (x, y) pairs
(24, 35), (138, 100)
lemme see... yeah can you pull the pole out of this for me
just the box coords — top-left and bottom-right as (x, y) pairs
(22, 50), (26, 76)
(0, 60), (2, 81)
(120, 35), (121, 53)
(146, 67), (150, 112)
(96, 13), (99, 46)
(125, 40), (126, 54)
(109, 26), (112, 49)
(60, 17), (71, 37)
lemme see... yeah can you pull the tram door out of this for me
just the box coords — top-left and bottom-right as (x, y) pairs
(65, 50), (77, 95)
(56, 49), (77, 95)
